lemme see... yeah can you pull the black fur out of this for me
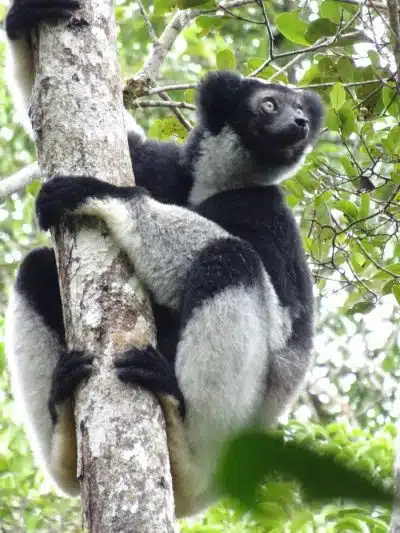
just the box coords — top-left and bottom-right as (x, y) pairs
(15, 247), (65, 340)
(6, 17), (324, 505)
(181, 237), (264, 329)
(128, 135), (192, 206)
(196, 186), (313, 330)
(48, 350), (93, 423)
(36, 176), (145, 231)
(29, 71), (322, 420)
(5, 0), (80, 40)
(115, 346), (185, 418)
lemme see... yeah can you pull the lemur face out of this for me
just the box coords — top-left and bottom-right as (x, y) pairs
(234, 79), (324, 167)
(197, 71), (324, 169)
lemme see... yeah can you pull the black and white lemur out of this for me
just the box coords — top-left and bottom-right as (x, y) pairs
(4, 0), (324, 517)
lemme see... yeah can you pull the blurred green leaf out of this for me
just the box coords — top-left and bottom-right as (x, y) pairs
(275, 12), (310, 46)
(217, 431), (393, 508)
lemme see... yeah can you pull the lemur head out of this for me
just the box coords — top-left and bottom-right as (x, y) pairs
(195, 70), (324, 180)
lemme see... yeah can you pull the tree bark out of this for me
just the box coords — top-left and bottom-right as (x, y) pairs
(29, 1), (175, 531)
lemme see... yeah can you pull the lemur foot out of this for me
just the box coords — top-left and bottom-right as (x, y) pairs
(36, 176), (146, 230)
(115, 346), (186, 418)
(48, 350), (93, 423)
(6, 0), (80, 40)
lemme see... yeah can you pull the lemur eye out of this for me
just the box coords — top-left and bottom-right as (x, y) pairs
(261, 97), (277, 113)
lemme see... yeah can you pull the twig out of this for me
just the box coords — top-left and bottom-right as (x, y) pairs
(0, 162), (40, 202)
(250, 32), (361, 78)
(148, 83), (197, 95)
(333, 0), (395, 10)
(131, 100), (196, 110)
(256, 0), (275, 59)
(301, 77), (392, 89)
(158, 92), (193, 130)
(250, 4), (363, 78)
(126, 0), (256, 94)
(137, 0), (158, 44)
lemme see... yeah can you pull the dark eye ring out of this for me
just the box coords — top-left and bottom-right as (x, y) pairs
(261, 97), (277, 113)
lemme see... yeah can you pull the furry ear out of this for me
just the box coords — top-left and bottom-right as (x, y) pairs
(300, 90), (325, 143)
(196, 70), (243, 134)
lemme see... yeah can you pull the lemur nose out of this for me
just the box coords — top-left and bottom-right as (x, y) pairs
(295, 116), (309, 129)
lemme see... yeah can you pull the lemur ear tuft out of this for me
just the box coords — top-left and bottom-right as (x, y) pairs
(196, 70), (243, 134)
(301, 90), (325, 142)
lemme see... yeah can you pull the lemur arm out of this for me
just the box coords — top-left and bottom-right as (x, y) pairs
(127, 122), (193, 206)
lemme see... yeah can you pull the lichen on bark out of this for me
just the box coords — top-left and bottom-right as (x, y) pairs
(29, 1), (175, 530)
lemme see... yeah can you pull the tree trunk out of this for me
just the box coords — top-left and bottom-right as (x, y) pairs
(29, 0), (176, 531)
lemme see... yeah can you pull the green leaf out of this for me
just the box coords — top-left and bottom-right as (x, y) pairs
(393, 283), (400, 304)
(275, 12), (310, 46)
(305, 18), (338, 44)
(339, 102), (358, 138)
(359, 193), (370, 218)
(330, 82), (346, 110)
(334, 200), (358, 220)
(347, 301), (375, 315)
(184, 89), (195, 104)
(351, 253), (366, 274)
(154, 0), (177, 14)
(216, 48), (236, 70)
(382, 85), (400, 116)
(148, 117), (187, 142)
(320, 0), (342, 23)
(326, 108), (340, 132)
(336, 57), (355, 81)
(217, 431), (393, 508)
(298, 63), (321, 86)
(178, 0), (215, 7)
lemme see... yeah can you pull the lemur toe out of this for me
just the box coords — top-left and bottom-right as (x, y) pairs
(115, 346), (185, 417)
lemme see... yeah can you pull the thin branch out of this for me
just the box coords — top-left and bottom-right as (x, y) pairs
(0, 162), (40, 202)
(125, 0), (256, 101)
(158, 92), (193, 130)
(301, 77), (392, 89)
(148, 83), (197, 95)
(131, 100), (196, 110)
(256, 0), (275, 59)
(250, 6), (362, 78)
(334, 0), (396, 10)
(137, 0), (158, 44)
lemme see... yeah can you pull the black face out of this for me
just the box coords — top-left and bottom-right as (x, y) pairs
(197, 71), (325, 169)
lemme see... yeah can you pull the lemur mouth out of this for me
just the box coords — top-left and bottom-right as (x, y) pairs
(277, 133), (307, 149)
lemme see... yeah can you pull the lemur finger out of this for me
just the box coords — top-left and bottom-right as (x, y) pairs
(115, 346), (185, 417)
(51, 352), (94, 405)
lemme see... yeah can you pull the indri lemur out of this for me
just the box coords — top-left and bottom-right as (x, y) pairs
(4, 0), (324, 517)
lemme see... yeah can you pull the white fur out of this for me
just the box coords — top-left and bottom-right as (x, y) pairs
(75, 191), (298, 515)
(189, 126), (308, 206)
(5, 37), (35, 136)
(124, 110), (146, 140)
(76, 195), (229, 309)
(5, 289), (79, 494)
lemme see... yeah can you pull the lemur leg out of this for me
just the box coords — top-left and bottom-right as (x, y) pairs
(5, 247), (91, 495)
(117, 241), (271, 516)
(35, 176), (272, 514)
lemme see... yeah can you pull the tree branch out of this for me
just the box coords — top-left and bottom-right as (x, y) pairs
(386, 0), (400, 85)
(30, 0), (175, 530)
(131, 100), (195, 110)
(124, 0), (256, 106)
(0, 162), (40, 202)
